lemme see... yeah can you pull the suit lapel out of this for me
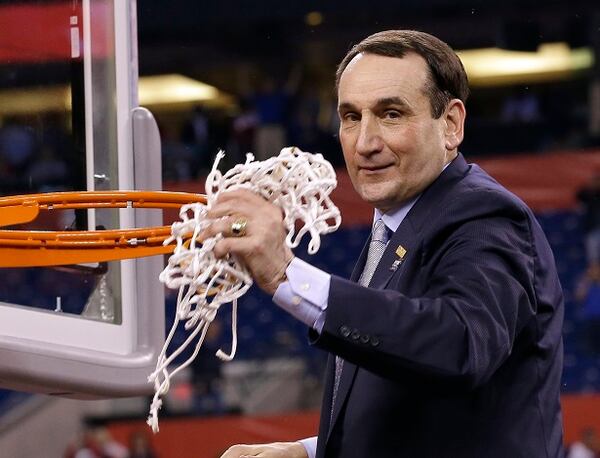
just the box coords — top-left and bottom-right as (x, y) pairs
(326, 224), (410, 438)
(325, 238), (368, 440)
(325, 154), (471, 441)
(327, 359), (358, 443)
(369, 221), (417, 289)
(370, 153), (470, 289)
(317, 355), (336, 447)
(349, 237), (370, 282)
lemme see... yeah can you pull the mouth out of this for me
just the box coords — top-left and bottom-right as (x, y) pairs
(359, 164), (392, 174)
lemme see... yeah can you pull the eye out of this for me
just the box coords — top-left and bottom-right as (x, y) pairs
(342, 112), (360, 122)
(383, 110), (402, 119)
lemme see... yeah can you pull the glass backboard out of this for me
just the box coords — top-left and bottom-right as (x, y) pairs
(0, 0), (165, 397)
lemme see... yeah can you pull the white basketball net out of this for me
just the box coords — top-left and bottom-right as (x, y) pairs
(147, 146), (341, 432)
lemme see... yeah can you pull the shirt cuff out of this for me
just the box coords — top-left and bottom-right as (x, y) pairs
(298, 436), (318, 458)
(273, 257), (330, 332)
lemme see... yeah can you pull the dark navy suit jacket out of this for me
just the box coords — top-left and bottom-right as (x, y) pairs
(309, 154), (564, 457)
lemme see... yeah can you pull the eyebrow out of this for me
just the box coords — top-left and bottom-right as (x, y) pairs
(338, 96), (413, 114)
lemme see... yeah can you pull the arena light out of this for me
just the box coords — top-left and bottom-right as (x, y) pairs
(0, 74), (231, 116)
(0, 86), (71, 116)
(305, 11), (324, 26)
(138, 74), (224, 105)
(458, 42), (594, 86)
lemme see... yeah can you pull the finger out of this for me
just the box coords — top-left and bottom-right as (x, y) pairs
(207, 200), (245, 220)
(198, 217), (234, 241)
(208, 191), (269, 219)
(198, 216), (250, 242)
(216, 189), (264, 205)
(239, 446), (267, 457)
(207, 198), (263, 220)
(219, 444), (256, 458)
(212, 234), (256, 259)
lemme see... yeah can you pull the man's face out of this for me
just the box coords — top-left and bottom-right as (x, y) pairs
(337, 52), (458, 212)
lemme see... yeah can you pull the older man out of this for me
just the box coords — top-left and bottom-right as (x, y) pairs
(212, 30), (564, 458)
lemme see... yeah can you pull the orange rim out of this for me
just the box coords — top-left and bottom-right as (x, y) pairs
(0, 191), (206, 267)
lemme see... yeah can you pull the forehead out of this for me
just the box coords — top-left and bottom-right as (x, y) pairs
(337, 52), (430, 104)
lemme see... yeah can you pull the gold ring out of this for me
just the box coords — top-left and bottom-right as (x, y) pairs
(230, 218), (248, 237)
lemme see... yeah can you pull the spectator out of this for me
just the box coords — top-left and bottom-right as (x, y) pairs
(0, 116), (37, 192)
(26, 145), (69, 191)
(288, 88), (323, 154)
(128, 430), (157, 458)
(251, 66), (302, 160)
(568, 427), (600, 458)
(575, 263), (600, 354)
(181, 105), (212, 176)
(159, 122), (195, 181)
(577, 173), (600, 265)
(227, 98), (258, 166)
(501, 86), (541, 123)
(190, 321), (227, 414)
(64, 425), (128, 458)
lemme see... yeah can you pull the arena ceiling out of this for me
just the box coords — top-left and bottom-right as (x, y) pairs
(136, 0), (600, 92)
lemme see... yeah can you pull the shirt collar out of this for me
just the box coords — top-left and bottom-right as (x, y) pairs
(374, 195), (420, 233)
(373, 159), (453, 232)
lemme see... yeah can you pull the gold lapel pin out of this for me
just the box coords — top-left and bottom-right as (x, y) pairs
(390, 245), (407, 272)
(395, 245), (407, 259)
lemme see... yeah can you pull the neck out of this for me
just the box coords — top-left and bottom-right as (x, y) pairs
(445, 150), (458, 166)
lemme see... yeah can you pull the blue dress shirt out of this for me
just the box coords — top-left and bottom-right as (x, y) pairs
(272, 196), (419, 458)
(273, 195), (419, 332)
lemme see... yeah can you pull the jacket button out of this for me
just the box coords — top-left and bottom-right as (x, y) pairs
(360, 334), (370, 344)
(370, 336), (380, 347)
(340, 325), (351, 338)
(351, 329), (360, 340)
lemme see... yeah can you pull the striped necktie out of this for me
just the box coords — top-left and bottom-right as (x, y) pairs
(330, 218), (389, 422)
(357, 219), (390, 286)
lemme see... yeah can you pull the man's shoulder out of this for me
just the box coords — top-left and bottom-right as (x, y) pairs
(446, 162), (531, 219)
(408, 156), (535, 234)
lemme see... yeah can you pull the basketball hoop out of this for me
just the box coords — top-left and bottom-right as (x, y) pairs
(0, 190), (207, 267)
(146, 147), (342, 432)
(0, 148), (341, 434)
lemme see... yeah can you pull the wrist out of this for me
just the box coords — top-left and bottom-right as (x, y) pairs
(291, 441), (310, 458)
(264, 255), (293, 295)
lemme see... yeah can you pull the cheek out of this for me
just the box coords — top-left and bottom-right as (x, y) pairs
(393, 126), (437, 163)
(340, 142), (357, 171)
(386, 126), (417, 153)
(388, 135), (433, 181)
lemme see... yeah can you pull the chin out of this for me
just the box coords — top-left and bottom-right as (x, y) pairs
(359, 186), (393, 206)
(361, 195), (389, 210)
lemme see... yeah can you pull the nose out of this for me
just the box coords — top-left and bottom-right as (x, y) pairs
(355, 113), (384, 156)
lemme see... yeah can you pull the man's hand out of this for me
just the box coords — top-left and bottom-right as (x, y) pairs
(200, 190), (294, 295)
(220, 441), (308, 458)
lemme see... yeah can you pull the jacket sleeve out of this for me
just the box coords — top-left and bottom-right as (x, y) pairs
(309, 202), (537, 389)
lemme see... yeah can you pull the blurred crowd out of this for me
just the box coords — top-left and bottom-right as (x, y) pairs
(567, 427), (600, 458)
(0, 113), (77, 194)
(576, 173), (600, 357)
(64, 424), (157, 458)
(159, 74), (343, 181)
(160, 79), (600, 182)
(0, 76), (598, 194)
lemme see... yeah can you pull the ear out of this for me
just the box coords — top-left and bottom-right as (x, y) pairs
(442, 99), (466, 151)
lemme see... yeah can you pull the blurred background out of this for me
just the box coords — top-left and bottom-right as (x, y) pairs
(1, 0), (600, 456)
